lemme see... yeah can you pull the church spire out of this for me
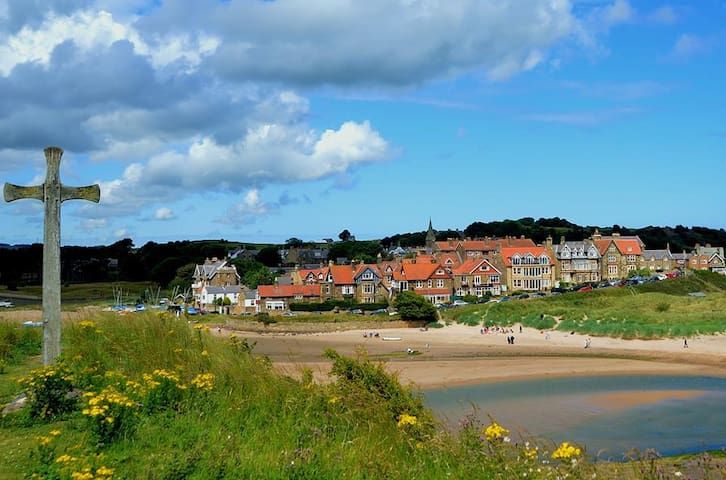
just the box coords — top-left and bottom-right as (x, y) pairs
(425, 218), (436, 254)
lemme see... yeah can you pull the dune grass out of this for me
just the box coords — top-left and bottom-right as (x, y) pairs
(446, 271), (726, 338)
(1, 312), (723, 479)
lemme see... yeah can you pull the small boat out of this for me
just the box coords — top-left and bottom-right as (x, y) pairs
(0, 301), (13, 308)
(381, 336), (402, 341)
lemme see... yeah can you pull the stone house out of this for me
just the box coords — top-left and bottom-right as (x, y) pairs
(451, 258), (502, 297)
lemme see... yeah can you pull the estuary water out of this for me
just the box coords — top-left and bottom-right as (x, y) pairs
(423, 375), (726, 460)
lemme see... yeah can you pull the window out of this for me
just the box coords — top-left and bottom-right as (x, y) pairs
(608, 255), (617, 263)
(627, 255), (636, 263)
(539, 255), (550, 264)
(474, 275), (481, 285)
(294, 294), (303, 300)
(437, 279), (444, 288)
(608, 265), (618, 275)
(415, 281), (423, 289)
(342, 285), (354, 295)
(363, 284), (374, 294)
(428, 280), (433, 288)
(362, 271), (373, 280)
(400, 281), (408, 291)
(490, 275), (500, 283)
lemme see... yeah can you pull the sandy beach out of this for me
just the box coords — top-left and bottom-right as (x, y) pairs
(219, 323), (726, 390)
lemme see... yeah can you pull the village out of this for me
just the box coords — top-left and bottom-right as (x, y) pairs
(192, 221), (726, 315)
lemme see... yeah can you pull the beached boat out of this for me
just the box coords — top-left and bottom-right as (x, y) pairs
(381, 336), (402, 341)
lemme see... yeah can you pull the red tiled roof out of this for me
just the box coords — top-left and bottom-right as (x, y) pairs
(451, 258), (500, 275)
(594, 239), (611, 255)
(329, 265), (355, 284)
(499, 247), (553, 267)
(613, 239), (642, 255)
(258, 284), (320, 298)
(393, 262), (440, 281)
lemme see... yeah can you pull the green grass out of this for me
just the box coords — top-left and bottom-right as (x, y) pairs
(0, 314), (722, 479)
(443, 271), (726, 338)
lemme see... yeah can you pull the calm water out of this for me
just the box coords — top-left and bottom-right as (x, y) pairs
(423, 375), (726, 460)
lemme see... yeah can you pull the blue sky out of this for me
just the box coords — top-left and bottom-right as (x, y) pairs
(0, 0), (724, 247)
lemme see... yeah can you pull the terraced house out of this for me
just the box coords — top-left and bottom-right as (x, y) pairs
(495, 246), (555, 292)
(451, 258), (502, 297)
(592, 231), (645, 280)
(548, 237), (601, 285)
(391, 260), (453, 304)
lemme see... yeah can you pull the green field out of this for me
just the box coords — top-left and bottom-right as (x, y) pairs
(446, 271), (726, 338)
(1, 313), (723, 479)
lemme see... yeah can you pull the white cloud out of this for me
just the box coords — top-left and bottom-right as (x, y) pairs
(154, 207), (175, 220)
(669, 34), (710, 60)
(0, 9), (219, 76)
(648, 6), (677, 24)
(82, 218), (108, 229)
(602, 0), (635, 26)
(113, 228), (128, 238)
(222, 189), (270, 224)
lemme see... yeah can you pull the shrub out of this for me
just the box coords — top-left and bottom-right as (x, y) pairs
(18, 362), (77, 421)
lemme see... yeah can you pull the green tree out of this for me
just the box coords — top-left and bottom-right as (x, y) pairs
(256, 247), (281, 267)
(393, 291), (437, 321)
(338, 229), (352, 241)
(285, 237), (304, 248)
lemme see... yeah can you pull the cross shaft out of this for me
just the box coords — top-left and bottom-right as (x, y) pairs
(4, 147), (100, 365)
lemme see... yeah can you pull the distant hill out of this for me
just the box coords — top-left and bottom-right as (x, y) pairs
(381, 217), (726, 251)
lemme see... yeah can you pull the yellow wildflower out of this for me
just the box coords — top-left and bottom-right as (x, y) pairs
(37, 436), (52, 446)
(551, 441), (582, 460)
(191, 373), (215, 391)
(79, 320), (96, 329)
(483, 422), (509, 442)
(96, 466), (115, 477)
(328, 396), (340, 404)
(50, 429), (61, 436)
(56, 454), (73, 463)
(397, 413), (418, 428)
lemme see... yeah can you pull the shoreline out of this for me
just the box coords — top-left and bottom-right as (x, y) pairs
(219, 322), (726, 390)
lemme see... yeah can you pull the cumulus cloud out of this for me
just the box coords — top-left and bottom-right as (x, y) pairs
(154, 207), (174, 220)
(669, 34), (711, 60)
(0, 1), (641, 239)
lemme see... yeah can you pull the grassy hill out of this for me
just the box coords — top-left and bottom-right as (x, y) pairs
(448, 271), (726, 338)
(2, 312), (723, 479)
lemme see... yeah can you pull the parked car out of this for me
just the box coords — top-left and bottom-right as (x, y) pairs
(281, 310), (297, 316)
(577, 285), (593, 292)
(349, 309), (364, 315)
(369, 308), (388, 315)
(452, 299), (469, 306)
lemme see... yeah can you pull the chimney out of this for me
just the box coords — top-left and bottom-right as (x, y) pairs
(545, 236), (553, 249)
(560, 236), (565, 245)
(329, 260), (334, 267)
(612, 232), (620, 238)
(592, 229), (601, 241)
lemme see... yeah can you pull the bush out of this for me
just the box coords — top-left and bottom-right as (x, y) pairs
(18, 362), (77, 421)
(393, 291), (437, 321)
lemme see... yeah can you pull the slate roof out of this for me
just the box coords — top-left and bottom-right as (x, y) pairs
(499, 247), (553, 267)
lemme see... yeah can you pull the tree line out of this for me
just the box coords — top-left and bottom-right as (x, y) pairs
(1, 218), (724, 290)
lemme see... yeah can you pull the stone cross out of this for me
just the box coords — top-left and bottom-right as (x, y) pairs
(4, 147), (100, 365)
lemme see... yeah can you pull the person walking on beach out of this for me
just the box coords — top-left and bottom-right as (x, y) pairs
(684, 338), (688, 348)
